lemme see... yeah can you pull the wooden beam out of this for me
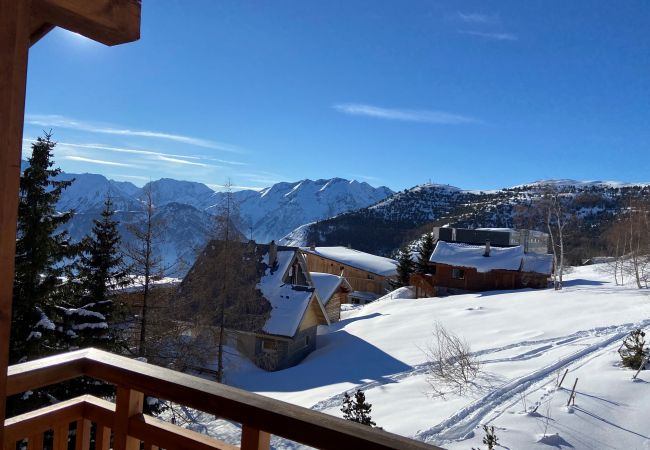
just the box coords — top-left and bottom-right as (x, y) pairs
(31, 0), (141, 46)
(6, 348), (89, 396)
(3, 396), (84, 445)
(241, 425), (271, 450)
(0, 0), (32, 444)
(113, 387), (143, 450)
(7, 351), (443, 450)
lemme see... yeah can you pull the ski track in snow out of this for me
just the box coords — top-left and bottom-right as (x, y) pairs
(414, 319), (650, 445)
(306, 319), (650, 447)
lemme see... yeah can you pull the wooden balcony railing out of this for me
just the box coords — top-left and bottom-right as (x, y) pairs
(4, 348), (443, 450)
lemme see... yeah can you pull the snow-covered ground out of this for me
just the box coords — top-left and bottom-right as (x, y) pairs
(169, 264), (650, 449)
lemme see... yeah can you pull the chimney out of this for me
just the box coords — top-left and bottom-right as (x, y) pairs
(483, 240), (491, 257)
(269, 240), (278, 268)
(310, 242), (316, 251)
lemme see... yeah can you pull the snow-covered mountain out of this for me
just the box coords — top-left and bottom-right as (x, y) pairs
(281, 180), (650, 261)
(211, 178), (393, 243)
(40, 165), (393, 274)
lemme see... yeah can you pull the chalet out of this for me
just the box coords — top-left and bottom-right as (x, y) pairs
(412, 241), (553, 297)
(309, 272), (352, 322)
(302, 246), (398, 304)
(434, 227), (549, 254)
(179, 241), (329, 371)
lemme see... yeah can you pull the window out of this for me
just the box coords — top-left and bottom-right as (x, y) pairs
(452, 268), (465, 280)
(261, 339), (277, 353)
(367, 274), (374, 280)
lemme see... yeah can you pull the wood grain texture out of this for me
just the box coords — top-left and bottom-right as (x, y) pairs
(27, 432), (44, 450)
(7, 349), (443, 449)
(3, 397), (84, 445)
(75, 419), (91, 450)
(114, 387), (143, 450)
(31, 0), (140, 46)
(0, 0), (32, 444)
(241, 425), (270, 450)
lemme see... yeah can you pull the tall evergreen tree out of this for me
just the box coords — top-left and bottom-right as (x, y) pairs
(416, 232), (435, 273)
(73, 195), (131, 351)
(12, 132), (75, 363)
(394, 246), (415, 288)
(341, 390), (376, 427)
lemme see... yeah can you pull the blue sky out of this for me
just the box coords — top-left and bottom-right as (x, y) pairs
(23, 1), (650, 191)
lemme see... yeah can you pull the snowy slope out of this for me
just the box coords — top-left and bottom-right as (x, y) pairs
(176, 265), (650, 449)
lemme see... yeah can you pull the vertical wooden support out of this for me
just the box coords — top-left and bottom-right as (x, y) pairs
(241, 425), (271, 450)
(95, 425), (111, 450)
(0, 0), (32, 444)
(75, 419), (91, 450)
(27, 433), (44, 450)
(143, 442), (159, 450)
(53, 424), (70, 450)
(114, 387), (144, 450)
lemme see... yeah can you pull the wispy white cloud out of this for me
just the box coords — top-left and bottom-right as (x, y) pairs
(25, 114), (243, 152)
(63, 155), (136, 167)
(457, 12), (497, 24)
(207, 183), (263, 192)
(459, 30), (518, 41)
(156, 155), (214, 167)
(348, 173), (382, 183)
(29, 139), (243, 169)
(332, 103), (479, 125)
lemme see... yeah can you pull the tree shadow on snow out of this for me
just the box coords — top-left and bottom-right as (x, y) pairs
(230, 329), (412, 393)
(572, 406), (650, 440)
(561, 278), (607, 287)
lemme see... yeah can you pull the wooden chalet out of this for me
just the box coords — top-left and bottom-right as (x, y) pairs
(412, 241), (553, 297)
(0, 1), (442, 449)
(179, 241), (329, 371)
(309, 272), (352, 322)
(302, 246), (397, 303)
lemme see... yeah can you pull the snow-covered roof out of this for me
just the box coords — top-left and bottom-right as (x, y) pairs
(309, 272), (350, 305)
(430, 241), (524, 272)
(304, 246), (398, 277)
(258, 250), (329, 337)
(521, 253), (554, 275)
(431, 241), (550, 274)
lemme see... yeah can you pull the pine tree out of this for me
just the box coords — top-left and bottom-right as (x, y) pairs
(72, 195), (131, 351)
(416, 232), (435, 273)
(12, 132), (76, 363)
(341, 389), (376, 427)
(619, 329), (647, 369)
(394, 246), (414, 288)
(472, 424), (499, 450)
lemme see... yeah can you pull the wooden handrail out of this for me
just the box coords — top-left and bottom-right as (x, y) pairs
(7, 348), (443, 450)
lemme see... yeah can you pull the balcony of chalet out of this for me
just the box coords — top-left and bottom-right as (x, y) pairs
(0, 1), (443, 449)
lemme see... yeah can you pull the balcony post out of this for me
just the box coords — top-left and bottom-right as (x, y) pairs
(75, 419), (91, 450)
(0, 0), (32, 443)
(114, 387), (144, 450)
(241, 425), (271, 450)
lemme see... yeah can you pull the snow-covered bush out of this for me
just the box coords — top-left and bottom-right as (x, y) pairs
(618, 328), (648, 369)
(424, 322), (480, 398)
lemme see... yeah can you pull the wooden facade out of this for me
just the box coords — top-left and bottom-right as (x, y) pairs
(414, 263), (549, 297)
(302, 252), (390, 295)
